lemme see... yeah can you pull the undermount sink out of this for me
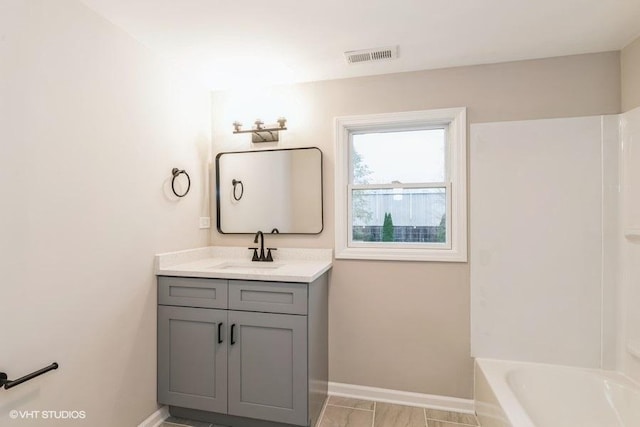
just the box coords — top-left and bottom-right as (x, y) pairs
(209, 261), (283, 270)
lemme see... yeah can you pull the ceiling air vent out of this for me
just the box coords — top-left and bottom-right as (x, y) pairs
(344, 46), (398, 65)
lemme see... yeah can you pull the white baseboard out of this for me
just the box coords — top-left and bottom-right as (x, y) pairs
(328, 382), (474, 414)
(138, 406), (169, 427)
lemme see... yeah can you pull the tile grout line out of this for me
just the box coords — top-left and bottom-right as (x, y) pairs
(371, 401), (376, 427)
(316, 395), (330, 427)
(424, 416), (479, 427)
(325, 404), (375, 412)
(423, 407), (429, 427)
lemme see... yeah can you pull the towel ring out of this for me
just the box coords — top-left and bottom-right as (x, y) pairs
(171, 168), (191, 198)
(232, 179), (244, 201)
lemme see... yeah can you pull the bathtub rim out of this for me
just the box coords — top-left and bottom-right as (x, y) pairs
(475, 358), (534, 427)
(474, 357), (640, 427)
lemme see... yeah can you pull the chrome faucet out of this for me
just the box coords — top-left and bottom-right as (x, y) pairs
(250, 231), (277, 262)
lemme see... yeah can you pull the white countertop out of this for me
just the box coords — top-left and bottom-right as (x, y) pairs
(155, 246), (333, 282)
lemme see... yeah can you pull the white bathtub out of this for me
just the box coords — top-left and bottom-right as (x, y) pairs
(474, 358), (640, 427)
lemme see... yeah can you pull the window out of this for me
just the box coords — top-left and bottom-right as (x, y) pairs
(334, 108), (467, 261)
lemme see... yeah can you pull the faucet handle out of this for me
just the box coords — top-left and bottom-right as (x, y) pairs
(248, 247), (259, 261)
(265, 248), (277, 262)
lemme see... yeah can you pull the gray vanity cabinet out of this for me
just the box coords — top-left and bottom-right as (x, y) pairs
(157, 305), (227, 413)
(157, 274), (328, 427)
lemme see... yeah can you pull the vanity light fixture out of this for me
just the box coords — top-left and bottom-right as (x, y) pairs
(232, 117), (287, 143)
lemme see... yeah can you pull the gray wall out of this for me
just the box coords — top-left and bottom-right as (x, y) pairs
(622, 35), (640, 111)
(0, 1), (211, 425)
(211, 52), (620, 399)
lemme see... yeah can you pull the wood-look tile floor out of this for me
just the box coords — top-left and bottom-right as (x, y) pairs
(159, 396), (479, 427)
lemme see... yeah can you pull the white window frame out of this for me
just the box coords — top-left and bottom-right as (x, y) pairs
(334, 108), (467, 262)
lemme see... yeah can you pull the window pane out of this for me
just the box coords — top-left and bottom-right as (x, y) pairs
(352, 129), (445, 184)
(351, 188), (446, 243)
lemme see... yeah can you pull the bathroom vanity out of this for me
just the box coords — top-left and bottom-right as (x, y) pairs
(155, 247), (331, 427)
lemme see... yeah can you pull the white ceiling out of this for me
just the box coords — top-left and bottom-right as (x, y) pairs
(81, 0), (640, 90)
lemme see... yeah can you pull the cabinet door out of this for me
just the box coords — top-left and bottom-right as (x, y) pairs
(158, 306), (227, 412)
(228, 311), (308, 426)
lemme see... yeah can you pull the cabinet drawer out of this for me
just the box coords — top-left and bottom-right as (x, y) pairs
(229, 281), (307, 315)
(158, 276), (228, 309)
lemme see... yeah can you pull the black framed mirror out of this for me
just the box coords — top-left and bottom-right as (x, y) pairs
(215, 147), (323, 234)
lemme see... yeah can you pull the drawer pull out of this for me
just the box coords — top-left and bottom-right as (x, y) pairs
(218, 322), (223, 344)
(230, 324), (237, 345)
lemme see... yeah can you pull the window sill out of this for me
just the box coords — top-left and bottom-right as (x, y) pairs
(334, 246), (467, 262)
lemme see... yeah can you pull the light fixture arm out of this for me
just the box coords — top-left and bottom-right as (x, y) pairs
(232, 117), (287, 143)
